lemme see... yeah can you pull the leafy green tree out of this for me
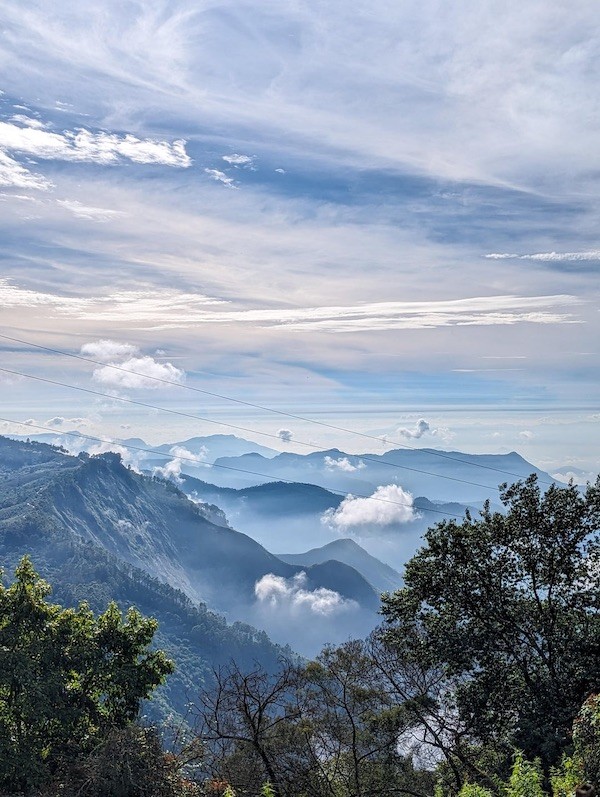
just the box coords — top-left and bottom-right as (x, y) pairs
(0, 557), (174, 794)
(572, 693), (600, 786)
(380, 475), (600, 781)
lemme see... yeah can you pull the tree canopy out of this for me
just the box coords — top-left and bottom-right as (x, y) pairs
(0, 556), (174, 794)
(380, 475), (600, 779)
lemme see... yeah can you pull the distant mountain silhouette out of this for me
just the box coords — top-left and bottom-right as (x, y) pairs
(278, 538), (402, 594)
(207, 447), (554, 503)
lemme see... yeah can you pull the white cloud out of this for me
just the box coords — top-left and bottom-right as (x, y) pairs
(81, 340), (138, 362)
(10, 115), (47, 130)
(44, 416), (88, 429)
(519, 430), (534, 440)
(395, 418), (454, 443)
(0, 281), (226, 324)
(222, 153), (255, 168)
(0, 150), (52, 191)
(152, 458), (184, 483)
(0, 279), (581, 333)
(152, 446), (207, 484)
(87, 440), (128, 458)
(322, 484), (418, 532)
(204, 168), (237, 188)
(486, 251), (600, 262)
(277, 428), (293, 443)
(0, 121), (191, 167)
(169, 445), (207, 462)
(254, 571), (356, 617)
(46, 416), (65, 427)
(80, 338), (185, 390)
(397, 418), (431, 439)
(57, 199), (126, 222)
(324, 455), (365, 472)
(92, 355), (185, 390)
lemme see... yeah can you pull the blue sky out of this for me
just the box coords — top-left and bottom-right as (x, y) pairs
(0, 0), (598, 480)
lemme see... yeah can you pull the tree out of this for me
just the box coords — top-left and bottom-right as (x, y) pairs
(0, 557), (174, 794)
(193, 658), (303, 797)
(380, 475), (600, 782)
(193, 644), (435, 797)
(302, 639), (432, 797)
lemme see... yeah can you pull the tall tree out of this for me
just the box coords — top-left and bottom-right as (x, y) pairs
(0, 557), (174, 794)
(380, 475), (600, 780)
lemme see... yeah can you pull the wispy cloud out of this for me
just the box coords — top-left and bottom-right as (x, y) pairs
(204, 168), (237, 188)
(0, 121), (191, 167)
(0, 280), (226, 323)
(0, 150), (51, 190)
(486, 251), (600, 262)
(0, 281), (580, 332)
(57, 199), (126, 222)
(222, 153), (255, 168)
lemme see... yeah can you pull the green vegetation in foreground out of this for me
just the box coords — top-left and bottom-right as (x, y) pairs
(0, 474), (599, 796)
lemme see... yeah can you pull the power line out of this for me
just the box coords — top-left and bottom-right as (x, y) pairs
(0, 365), (516, 494)
(0, 417), (463, 520)
(0, 330), (553, 485)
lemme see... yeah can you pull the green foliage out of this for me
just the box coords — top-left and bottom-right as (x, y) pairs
(572, 693), (600, 786)
(380, 475), (600, 776)
(457, 785), (494, 797)
(0, 557), (174, 794)
(505, 752), (544, 797)
(549, 754), (584, 797)
(260, 784), (275, 797)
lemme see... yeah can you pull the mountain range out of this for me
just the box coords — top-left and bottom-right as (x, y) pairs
(15, 432), (557, 506)
(0, 436), (380, 658)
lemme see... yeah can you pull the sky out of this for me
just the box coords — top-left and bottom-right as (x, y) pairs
(0, 0), (598, 481)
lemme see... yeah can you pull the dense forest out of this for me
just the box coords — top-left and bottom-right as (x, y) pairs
(1, 474), (599, 796)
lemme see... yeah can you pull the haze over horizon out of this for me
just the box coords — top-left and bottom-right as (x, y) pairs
(0, 1), (598, 479)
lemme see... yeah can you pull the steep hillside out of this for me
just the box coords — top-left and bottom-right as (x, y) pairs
(0, 437), (379, 654)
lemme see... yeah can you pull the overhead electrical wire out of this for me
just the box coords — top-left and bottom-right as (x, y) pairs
(0, 364), (530, 494)
(0, 416), (464, 520)
(0, 331), (553, 486)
